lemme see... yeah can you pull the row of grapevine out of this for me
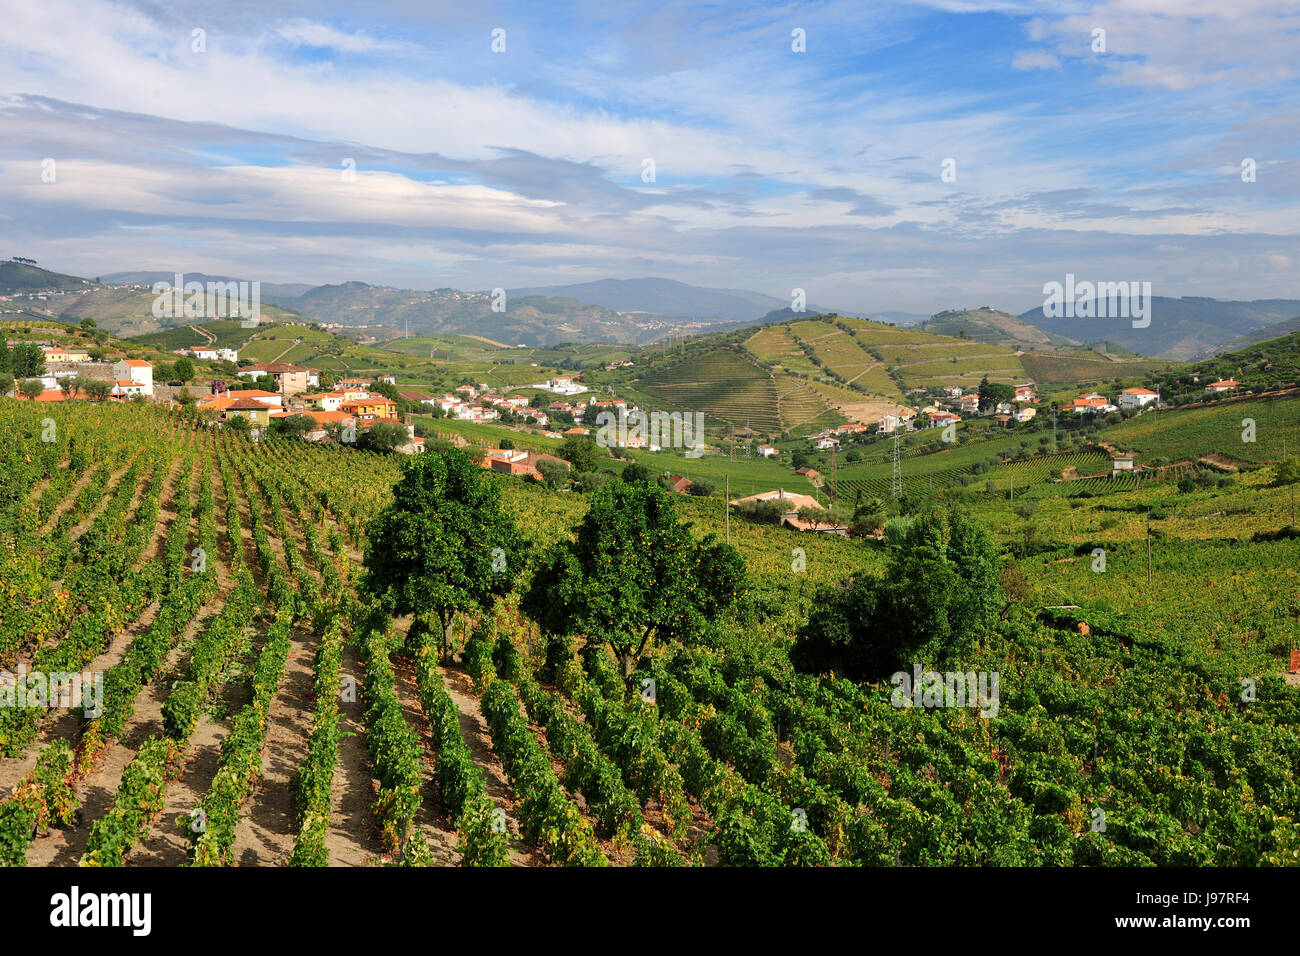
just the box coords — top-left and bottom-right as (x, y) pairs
(411, 631), (510, 867)
(474, 644), (607, 867)
(190, 606), (297, 865)
(288, 609), (345, 866)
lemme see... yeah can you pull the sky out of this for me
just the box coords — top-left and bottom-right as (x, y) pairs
(0, 0), (1297, 315)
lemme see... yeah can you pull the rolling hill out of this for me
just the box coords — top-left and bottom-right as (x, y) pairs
(917, 307), (1079, 349)
(0, 260), (97, 293)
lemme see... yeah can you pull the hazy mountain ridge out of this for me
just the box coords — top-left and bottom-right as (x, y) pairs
(1018, 296), (1300, 360)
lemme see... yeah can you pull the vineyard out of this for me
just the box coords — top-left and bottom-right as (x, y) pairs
(1, 398), (1299, 869)
(636, 347), (784, 434)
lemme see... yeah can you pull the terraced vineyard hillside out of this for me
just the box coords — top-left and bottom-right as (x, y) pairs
(636, 347), (783, 435)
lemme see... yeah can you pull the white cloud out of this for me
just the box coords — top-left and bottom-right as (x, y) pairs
(274, 20), (415, 54)
(1012, 50), (1062, 71)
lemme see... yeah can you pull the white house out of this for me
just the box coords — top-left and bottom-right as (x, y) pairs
(217, 348), (239, 363)
(112, 380), (149, 399)
(1205, 379), (1239, 394)
(1119, 387), (1158, 409)
(533, 376), (587, 396)
(303, 392), (344, 412)
(1013, 407), (1037, 423)
(191, 347), (219, 361)
(757, 444), (777, 458)
(112, 359), (153, 396)
(1112, 456), (1137, 476)
(814, 437), (840, 450)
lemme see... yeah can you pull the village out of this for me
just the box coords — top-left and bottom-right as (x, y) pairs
(7, 337), (1252, 538)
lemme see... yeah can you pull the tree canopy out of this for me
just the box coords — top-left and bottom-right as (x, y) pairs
(523, 480), (746, 682)
(792, 507), (1000, 681)
(363, 448), (527, 657)
(558, 434), (604, 472)
(977, 375), (1015, 411)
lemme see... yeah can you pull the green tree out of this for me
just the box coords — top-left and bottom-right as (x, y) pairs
(535, 456), (569, 489)
(574, 471), (609, 494)
(360, 421), (411, 453)
(10, 343), (45, 378)
(363, 449), (527, 658)
(176, 387), (197, 407)
(687, 477), (716, 497)
(83, 379), (112, 402)
(1273, 454), (1300, 487)
(977, 376), (1014, 412)
(558, 434), (604, 472)
(173, 356), (195, 383)
(620, 461), (654, 484)
(851, 497), (888, 535)
(523, 480), (746, 684)
(79, 318), (97, 333)
(18, 378), (43, 400)
(272, 412), (315, 438)
(0, 373), (13, 397)
(793, 508), (1000, 680)
(797, 505), (826, 530)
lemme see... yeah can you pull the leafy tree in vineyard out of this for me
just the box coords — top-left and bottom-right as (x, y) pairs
(523, 480), (746, 684)
(360, 421), (411, 453)
(83, 379), (111, 402)
(558, 434), (605, 473)
(363, 448), (526, 658)
(793, 507), (1001, 681)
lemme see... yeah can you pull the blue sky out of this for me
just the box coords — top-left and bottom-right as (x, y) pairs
(0, 0), (1297, 314)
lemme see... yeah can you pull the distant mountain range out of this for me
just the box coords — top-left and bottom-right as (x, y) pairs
(505, 277), (840, 323)
(6, 264), (1298, 357)
(96, 274), (852, 346)
(1017, 296), (1300, 361)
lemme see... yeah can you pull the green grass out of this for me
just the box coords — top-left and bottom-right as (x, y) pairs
(1101, 396), (1300, 464)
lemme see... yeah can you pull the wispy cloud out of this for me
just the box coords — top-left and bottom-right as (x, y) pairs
(0, 0), (1295, 312)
